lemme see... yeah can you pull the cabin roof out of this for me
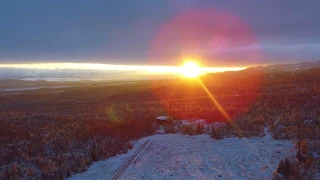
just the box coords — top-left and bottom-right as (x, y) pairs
(157, 116), (169, 120)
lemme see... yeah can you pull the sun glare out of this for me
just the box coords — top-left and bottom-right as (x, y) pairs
(180, 61), (201, 78)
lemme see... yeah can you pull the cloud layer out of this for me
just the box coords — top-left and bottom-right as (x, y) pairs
(0, 0), (319, 65)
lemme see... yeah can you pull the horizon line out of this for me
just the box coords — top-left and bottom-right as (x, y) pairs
(0, 62), (247, 74)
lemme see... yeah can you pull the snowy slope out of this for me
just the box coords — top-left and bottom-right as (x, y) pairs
(69, 134), (294, 180)
(67, 137), (150, 180)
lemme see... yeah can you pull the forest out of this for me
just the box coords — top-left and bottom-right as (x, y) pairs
(0, 67), (320, 179)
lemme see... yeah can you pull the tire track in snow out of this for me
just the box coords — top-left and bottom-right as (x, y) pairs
(110, 140), (150, 180)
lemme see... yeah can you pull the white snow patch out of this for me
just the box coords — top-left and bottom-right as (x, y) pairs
(51, 90), (65, 93)
(69, 134), (294, 180)
(157, 116), (170, 121)
(264, 126), (272, 139)
(181, 119), (206, 125)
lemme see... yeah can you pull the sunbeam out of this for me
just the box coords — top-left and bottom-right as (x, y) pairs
(196, 78), (242, 135)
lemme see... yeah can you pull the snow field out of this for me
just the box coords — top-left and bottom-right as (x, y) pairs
(69, 134), (294, 180)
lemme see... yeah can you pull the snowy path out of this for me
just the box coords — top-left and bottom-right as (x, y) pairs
(111, 140), (151, 180)
(69, 134), (294, 180)
(68, 137), (152, 180)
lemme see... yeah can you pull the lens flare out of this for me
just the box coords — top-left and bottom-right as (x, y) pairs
(196, 78), (242, 135)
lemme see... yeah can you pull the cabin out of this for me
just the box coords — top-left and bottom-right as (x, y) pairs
(156, 116), (172, 125)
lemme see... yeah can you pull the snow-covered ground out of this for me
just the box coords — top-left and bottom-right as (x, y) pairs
(69, 134), (294, 180)
(181, 119), (206, 125)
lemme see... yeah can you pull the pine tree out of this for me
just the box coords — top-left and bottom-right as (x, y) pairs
(300, 140), (308, 155)
(4, 168), (10, 180)
(66, 168), (71, 178)
(313, 82), (318, 95)
(277, 159), (285, 174)
(91, 149), (97, 161)
(196, 124), (203, 134)
(277, 158), (293, 178)
(211, 127), (222, 139)
(41, 171), (48, 180)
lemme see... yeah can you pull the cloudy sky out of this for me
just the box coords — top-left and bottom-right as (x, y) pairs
(0, 0), (319, 66)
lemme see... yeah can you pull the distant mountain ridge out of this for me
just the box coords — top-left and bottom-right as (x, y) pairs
(202, 61), (320, 87)
(256, 61), (320, 72)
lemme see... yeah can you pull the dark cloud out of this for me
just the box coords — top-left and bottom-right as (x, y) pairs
(0, 0), (319, 65)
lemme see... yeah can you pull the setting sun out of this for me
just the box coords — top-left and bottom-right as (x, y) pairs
(180, 61), (201, 78)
